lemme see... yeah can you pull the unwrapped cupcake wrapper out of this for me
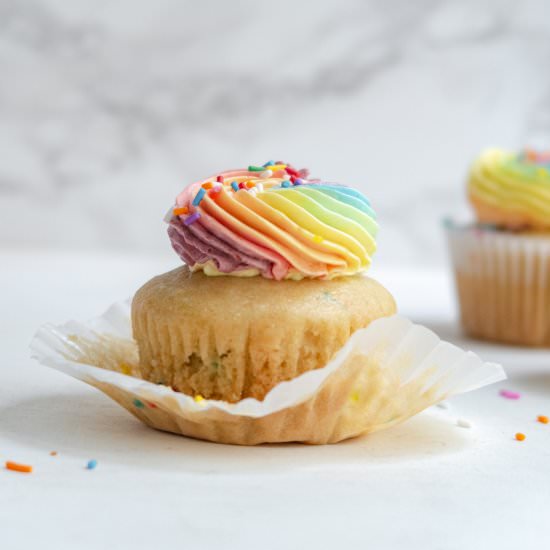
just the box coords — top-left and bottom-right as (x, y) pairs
(446, 223), (550, 346)
(31, 301), (505, 445)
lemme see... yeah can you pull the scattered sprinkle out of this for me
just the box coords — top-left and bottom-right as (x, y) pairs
(312, 235), (324, 243)
(86, 459), (98, 470)
(456, 418), (472, 429)
(515, 432), (526, 441)
(538, 415), (549, 424)
(500, 389), (521, 400)
(148, 402), (158, 409)
(194, 394), (205, 403)
(263, 160), (274, 167)
(260, 170), (272, 178)
(238, 182), (246, 189)
(245, 180), (256, 188)
(50, 451), (57, 456)
(269, 164), (287, 171)
(202, 182), (214, 190)
(133, 398), (145, 409)
(173, 206), (189, 216)
(281, 180), (291, 188)
(184, 212), (201, 226)
(248, 165), (265, 172)
(231, 181), (239, 192)
(216, 175), (224, 183)
(294, 178), (304, 185)
(5, 461), (32, 474)
(192, 188), (206, 206)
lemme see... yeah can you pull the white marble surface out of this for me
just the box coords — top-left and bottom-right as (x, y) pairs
(1, 0), (550, 265)
(2, 249), (550, 549)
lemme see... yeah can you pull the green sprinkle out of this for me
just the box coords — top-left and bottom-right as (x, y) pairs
(248, 165), (265, 172)
(133, 399), (145, 409)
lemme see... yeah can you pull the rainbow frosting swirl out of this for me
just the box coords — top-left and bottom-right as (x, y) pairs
(469, 149), (550, 230)
(167, 162), (377, 280)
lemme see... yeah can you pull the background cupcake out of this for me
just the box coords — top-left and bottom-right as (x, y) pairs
(447, 148), (550, 346)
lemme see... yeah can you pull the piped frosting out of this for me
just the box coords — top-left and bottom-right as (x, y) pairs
(469, 149), (550, 230)
(167, 162), (378, 280)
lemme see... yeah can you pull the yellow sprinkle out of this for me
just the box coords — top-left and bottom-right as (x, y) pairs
(312, 235), (324, 243)
(268, 164), (287, 171)
(119, 362), (132, 375)
(350, 390), (360, 403)
(194, 395), (204, 403)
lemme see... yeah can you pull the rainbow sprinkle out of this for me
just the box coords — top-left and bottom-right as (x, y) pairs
(173, 206), (189, 216)
(184, 212), (201, 225)
(133, 398), (145, 409)
(500, 389), (520, 400)
(192, 188), (206, 206)
(538, 415), (549, 424)
(5, 461), (33, 473)
(515, 432), (526, 441)
(216, 175), (224, 183)
(86, 459), (98, 470)
(231, 181), (239, 192)
(281, 181), (291, 188)
(248, 165), (264, 172)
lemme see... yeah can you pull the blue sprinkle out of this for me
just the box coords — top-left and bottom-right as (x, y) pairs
(263, 160), (274, 167)
(281, 180), (291, 188)
(86, 459), (98, 470)
(133, 398), (144, 408)
(192, 188), (206, 206)
(294, 178), (304, 185)
(231, 181), (239, 192)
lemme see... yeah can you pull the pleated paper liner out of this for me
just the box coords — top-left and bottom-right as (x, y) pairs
(446, 223), (550, 346)
(31, 301), (505, 445)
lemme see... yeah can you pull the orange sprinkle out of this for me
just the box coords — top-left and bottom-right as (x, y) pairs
(202, 182), (214, 189)
(173, 206), (189, 216)
(537, 415), (549, 424)
(6, 461), (33, 473)
(50, 451), (57, 456)
(515, 432), (526, 441)
(245, 181), (256, 188)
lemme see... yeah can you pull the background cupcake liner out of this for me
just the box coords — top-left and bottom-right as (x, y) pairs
(446, 223), (550, 346)
(31, 301), (505, 445)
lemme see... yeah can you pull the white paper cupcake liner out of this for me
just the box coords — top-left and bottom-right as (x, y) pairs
(31, 300), (505, 445)
(446, 223), (550, 346)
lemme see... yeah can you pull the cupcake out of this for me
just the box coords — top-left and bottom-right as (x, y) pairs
(447, 148), (550, 346)
(132, 161), (396, 402)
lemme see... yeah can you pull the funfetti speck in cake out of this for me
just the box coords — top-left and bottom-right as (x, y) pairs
(165, 161), (378, 280)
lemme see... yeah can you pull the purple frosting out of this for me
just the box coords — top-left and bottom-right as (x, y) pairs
(168, 218), (274, 276)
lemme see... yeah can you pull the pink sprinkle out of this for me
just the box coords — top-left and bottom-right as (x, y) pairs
(500, 389), (521, 400)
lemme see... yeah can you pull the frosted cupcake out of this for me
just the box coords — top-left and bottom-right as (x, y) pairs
(447, 148), (550, 346)
(132, 162), (396, 402)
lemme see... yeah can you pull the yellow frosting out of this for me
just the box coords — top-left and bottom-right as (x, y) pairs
(468, 149), (550, 229)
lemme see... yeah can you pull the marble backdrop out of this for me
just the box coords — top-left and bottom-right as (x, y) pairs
(1, 0), (549, 266)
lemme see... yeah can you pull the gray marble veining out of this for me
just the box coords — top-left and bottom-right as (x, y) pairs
(1, 0), (549, 265)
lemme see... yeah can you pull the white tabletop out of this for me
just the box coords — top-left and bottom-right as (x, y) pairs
(1, 249), (549, 550)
